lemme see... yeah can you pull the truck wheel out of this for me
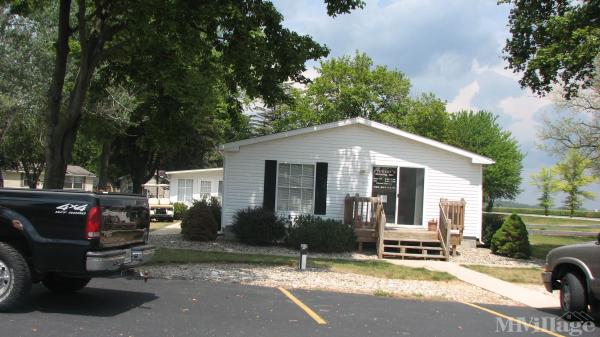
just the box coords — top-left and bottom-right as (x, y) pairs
(42, 274), (91, 293)
(560, 272), (587, 320)
(0, 242), (32, 311)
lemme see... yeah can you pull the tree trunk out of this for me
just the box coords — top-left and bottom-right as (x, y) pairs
(0, 110), (17, 146)
(485, 198), (495, 212)
(0, 169), (4, 188)
(97, 141), (111, 191)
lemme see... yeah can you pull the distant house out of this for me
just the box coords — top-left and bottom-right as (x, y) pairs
(1, 165), (96, 191)
(166, 168), (223, 205)
(219, 118), (494, 247)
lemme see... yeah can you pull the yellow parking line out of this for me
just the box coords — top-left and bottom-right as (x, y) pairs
(278, 287), (327, 325)
(461, 301), (565, 337)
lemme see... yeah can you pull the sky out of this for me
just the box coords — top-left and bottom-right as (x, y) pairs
(270, 0), (600, 210)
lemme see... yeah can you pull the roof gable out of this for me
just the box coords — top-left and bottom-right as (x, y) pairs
(220, 117), (494, 165)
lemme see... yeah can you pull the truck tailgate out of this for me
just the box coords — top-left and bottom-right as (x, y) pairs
(98, 194), (149, 248)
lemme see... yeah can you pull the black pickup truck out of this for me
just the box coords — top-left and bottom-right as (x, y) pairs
(0, 188), (155, 310)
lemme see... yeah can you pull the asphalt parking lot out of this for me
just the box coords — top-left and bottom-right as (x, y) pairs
(1, 278), (597, 337)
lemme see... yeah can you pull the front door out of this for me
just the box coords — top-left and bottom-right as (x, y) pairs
(396, 167), (425, 226)
(372, 166), (397, 224)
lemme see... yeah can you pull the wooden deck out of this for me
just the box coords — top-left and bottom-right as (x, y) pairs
(345, 194), (466, 261)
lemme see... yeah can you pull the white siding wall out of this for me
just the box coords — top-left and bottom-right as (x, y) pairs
(169, 171), (224, 205)
(222, 124), (484, 239)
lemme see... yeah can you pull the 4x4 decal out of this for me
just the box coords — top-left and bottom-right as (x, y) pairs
(55, 203), (88, 215)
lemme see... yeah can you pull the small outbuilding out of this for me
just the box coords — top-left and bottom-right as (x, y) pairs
(166, 168), (224, 205)
(219, 118), (494, 259)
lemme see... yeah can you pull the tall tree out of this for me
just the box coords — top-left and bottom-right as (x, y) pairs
(502, 0), (600, 98)
(539, 57), (600, 175)
(529, 166), (558, 216)
(446, 111), (524, 211)
(554, 149), (597, 216)
(5, 0), (364, 189)
(253, 52), (449, 141)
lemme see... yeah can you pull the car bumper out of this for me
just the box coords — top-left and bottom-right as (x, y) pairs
(150, 214), (173, 221)
(541, 271), (553, 292)
(86, 244), (155, 272)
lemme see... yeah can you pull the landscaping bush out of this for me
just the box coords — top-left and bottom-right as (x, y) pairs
(286, 215), (356, 253)
(490, 213), (531, 259)
(180, 201), (218, 241)
(482, 213), (506, 247)
(232, 207), (286, 246)
(173, 202), (188, 220)
(206, 196), (222, 227)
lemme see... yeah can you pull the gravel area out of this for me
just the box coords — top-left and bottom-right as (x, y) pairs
(142, 263), (519, 305)
(451, 247), (544, 268)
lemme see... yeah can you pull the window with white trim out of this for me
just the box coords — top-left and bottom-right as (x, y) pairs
(63, 176), (84, 190)
(277, 163), (314, 213)
(200, 180), (211, 199)
(177, 179), (193, 202)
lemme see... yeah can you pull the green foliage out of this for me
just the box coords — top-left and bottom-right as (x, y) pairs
(200, 197), (222, 228)
(173, 202), (188, 221)
(286, 215), (356, 253)
(253, 52), (449, 142)
(446, 111), (523, 210)
(491, 213), (531, 259)
(529, 166), (559, 216)
(554, 150), (597, 216)
(502, 0), (600, 98)
(232, 207), (286, 246)
(180, 201), (218, 242)
(482, 213), (506, 247)
(492, 207), (600, 218)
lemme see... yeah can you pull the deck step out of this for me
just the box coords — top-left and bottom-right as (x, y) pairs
(382, 252), (447, 259)
(383, 245), (444, 251)
(383, 239), (441, 244)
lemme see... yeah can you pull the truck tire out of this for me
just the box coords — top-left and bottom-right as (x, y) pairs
(0, 242), (32, 311)
(560, 272), (587, 320)
(42, 274), (91, 293)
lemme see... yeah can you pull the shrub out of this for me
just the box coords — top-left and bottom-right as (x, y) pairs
(286, 215), (356, 253)
(181, 201), (218, 241)
(482, 213), (506, 247)
(207, 196), (222, 228)
(491, 213), (531, 259)
(232, 207), (286, 246)
(173, 202), (188, 220)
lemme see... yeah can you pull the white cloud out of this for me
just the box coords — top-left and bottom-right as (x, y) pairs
(446, 81), (480, 112)
(471, 59), (521, 81)
(499, 94), (552, 144)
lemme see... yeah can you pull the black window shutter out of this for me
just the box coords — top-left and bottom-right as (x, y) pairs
(314, 162), (328, 215)
(263, 160), (277, 211)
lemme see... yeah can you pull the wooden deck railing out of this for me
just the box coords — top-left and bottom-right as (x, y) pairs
(344, 194), (380, 229)
(439, 198), (466, 257)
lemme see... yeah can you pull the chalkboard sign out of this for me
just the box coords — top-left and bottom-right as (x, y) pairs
(373, 167), (397, 191)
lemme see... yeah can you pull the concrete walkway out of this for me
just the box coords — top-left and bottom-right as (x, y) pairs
(387, 259), (558, 309)
(152, 222), (181, 235)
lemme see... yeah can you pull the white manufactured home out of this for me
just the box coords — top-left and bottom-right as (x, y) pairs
(219, 118), (494, 259)
(166, 168), (224, 205)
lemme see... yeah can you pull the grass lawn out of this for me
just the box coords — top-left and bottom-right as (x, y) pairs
(150, 222), (175, 232)
(529, 235), (594, 260)
(463, 265), (542, 284)
(520, 215), (600, 226)
(151, 248), (455, 281)
(529, 225), (600, 233)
